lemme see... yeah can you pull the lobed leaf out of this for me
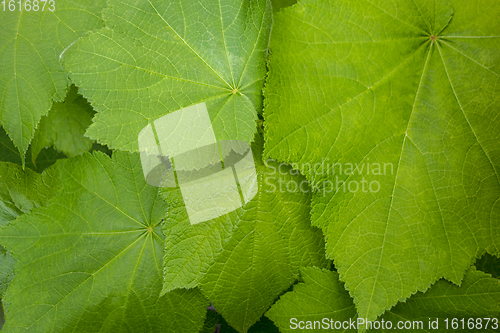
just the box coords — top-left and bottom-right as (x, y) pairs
(267, 267), (500, 333)
(0, 152), (207, 332)
(161, 134), (329, 332)
(61, 0), (272, 152)
(264, 0), (500, 320)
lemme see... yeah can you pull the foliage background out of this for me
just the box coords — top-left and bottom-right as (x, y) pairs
(0, 0), (498, 332)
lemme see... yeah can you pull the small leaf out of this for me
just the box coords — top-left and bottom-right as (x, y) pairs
(271, 0), (297, 12)
(266, 267), (357, 333)
(0, 126), (67, 172)
(476, 254), (500, 279)
(31, 86), (95, 162)
(0, 127), (22, 167)
(202, 310), (280, 333)
(200, 310), (221, 333)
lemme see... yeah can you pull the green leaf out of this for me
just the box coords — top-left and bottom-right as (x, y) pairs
(0, 162), (61, 299)
(160, 134), (329, 332)
(0, 0), (106, 159)
(201, 310), (221, 333)
(161, 187), (238, 293)
(89, 142), (113, 157)
(1, 126), (66, 172)
(271, 0), (297, 12)
(0, 246), (15, 299)
(378, 268), (500, 332)
(26, 148), (67, 173)
(476, 254), (500, 279)
(218, 315), (280, 333)
(61, 0), (272, 152)
(264, 0), (500, 320)
(202, 310), (280, 333)
(0, 152), (207, 332)
(242, 316), (280, 333)
(266, 267), (357, 333)
(31, 85), (95, 162)
(0, 162), (61, 226)
(267, 267), (500, 333)
(0, 127), (21, 166)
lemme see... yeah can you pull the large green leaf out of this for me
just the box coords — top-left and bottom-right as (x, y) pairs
(0, 152), (207, 332)
(160, 134), (329, 332)
(267, 267), (500, 333)
(0, 0), (106, 160)
(0, 162), (61, 299)
(264, 0), (500, 320)
(61, 0), (272, 152)
(161, 187), (238, 293)
(31, 85), (95, 162)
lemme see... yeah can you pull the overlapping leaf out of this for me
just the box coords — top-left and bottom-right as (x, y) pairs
(0, 162), (61, 298)
(267, 267), (500, 332)
(0, 152), (207, 332)
(476, 254), (500, 279)
(160, 134), (329, 332)
(201, 311), (280, 333)
(0, 127), (66, 172)
(161, 187), (238, 293)
(271, 0), (297, 12)
(0, 128), (22, 166)
(378, 268), (500, 332)
(0, 246), (15, 299)
(264, 0), (500, 320)
(62, 0), (272, 152)
(0, 0), (106, 159)
(0, 162), (61, 226)
(31, 85), (94, 162)
(266, 267), (357, 332)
